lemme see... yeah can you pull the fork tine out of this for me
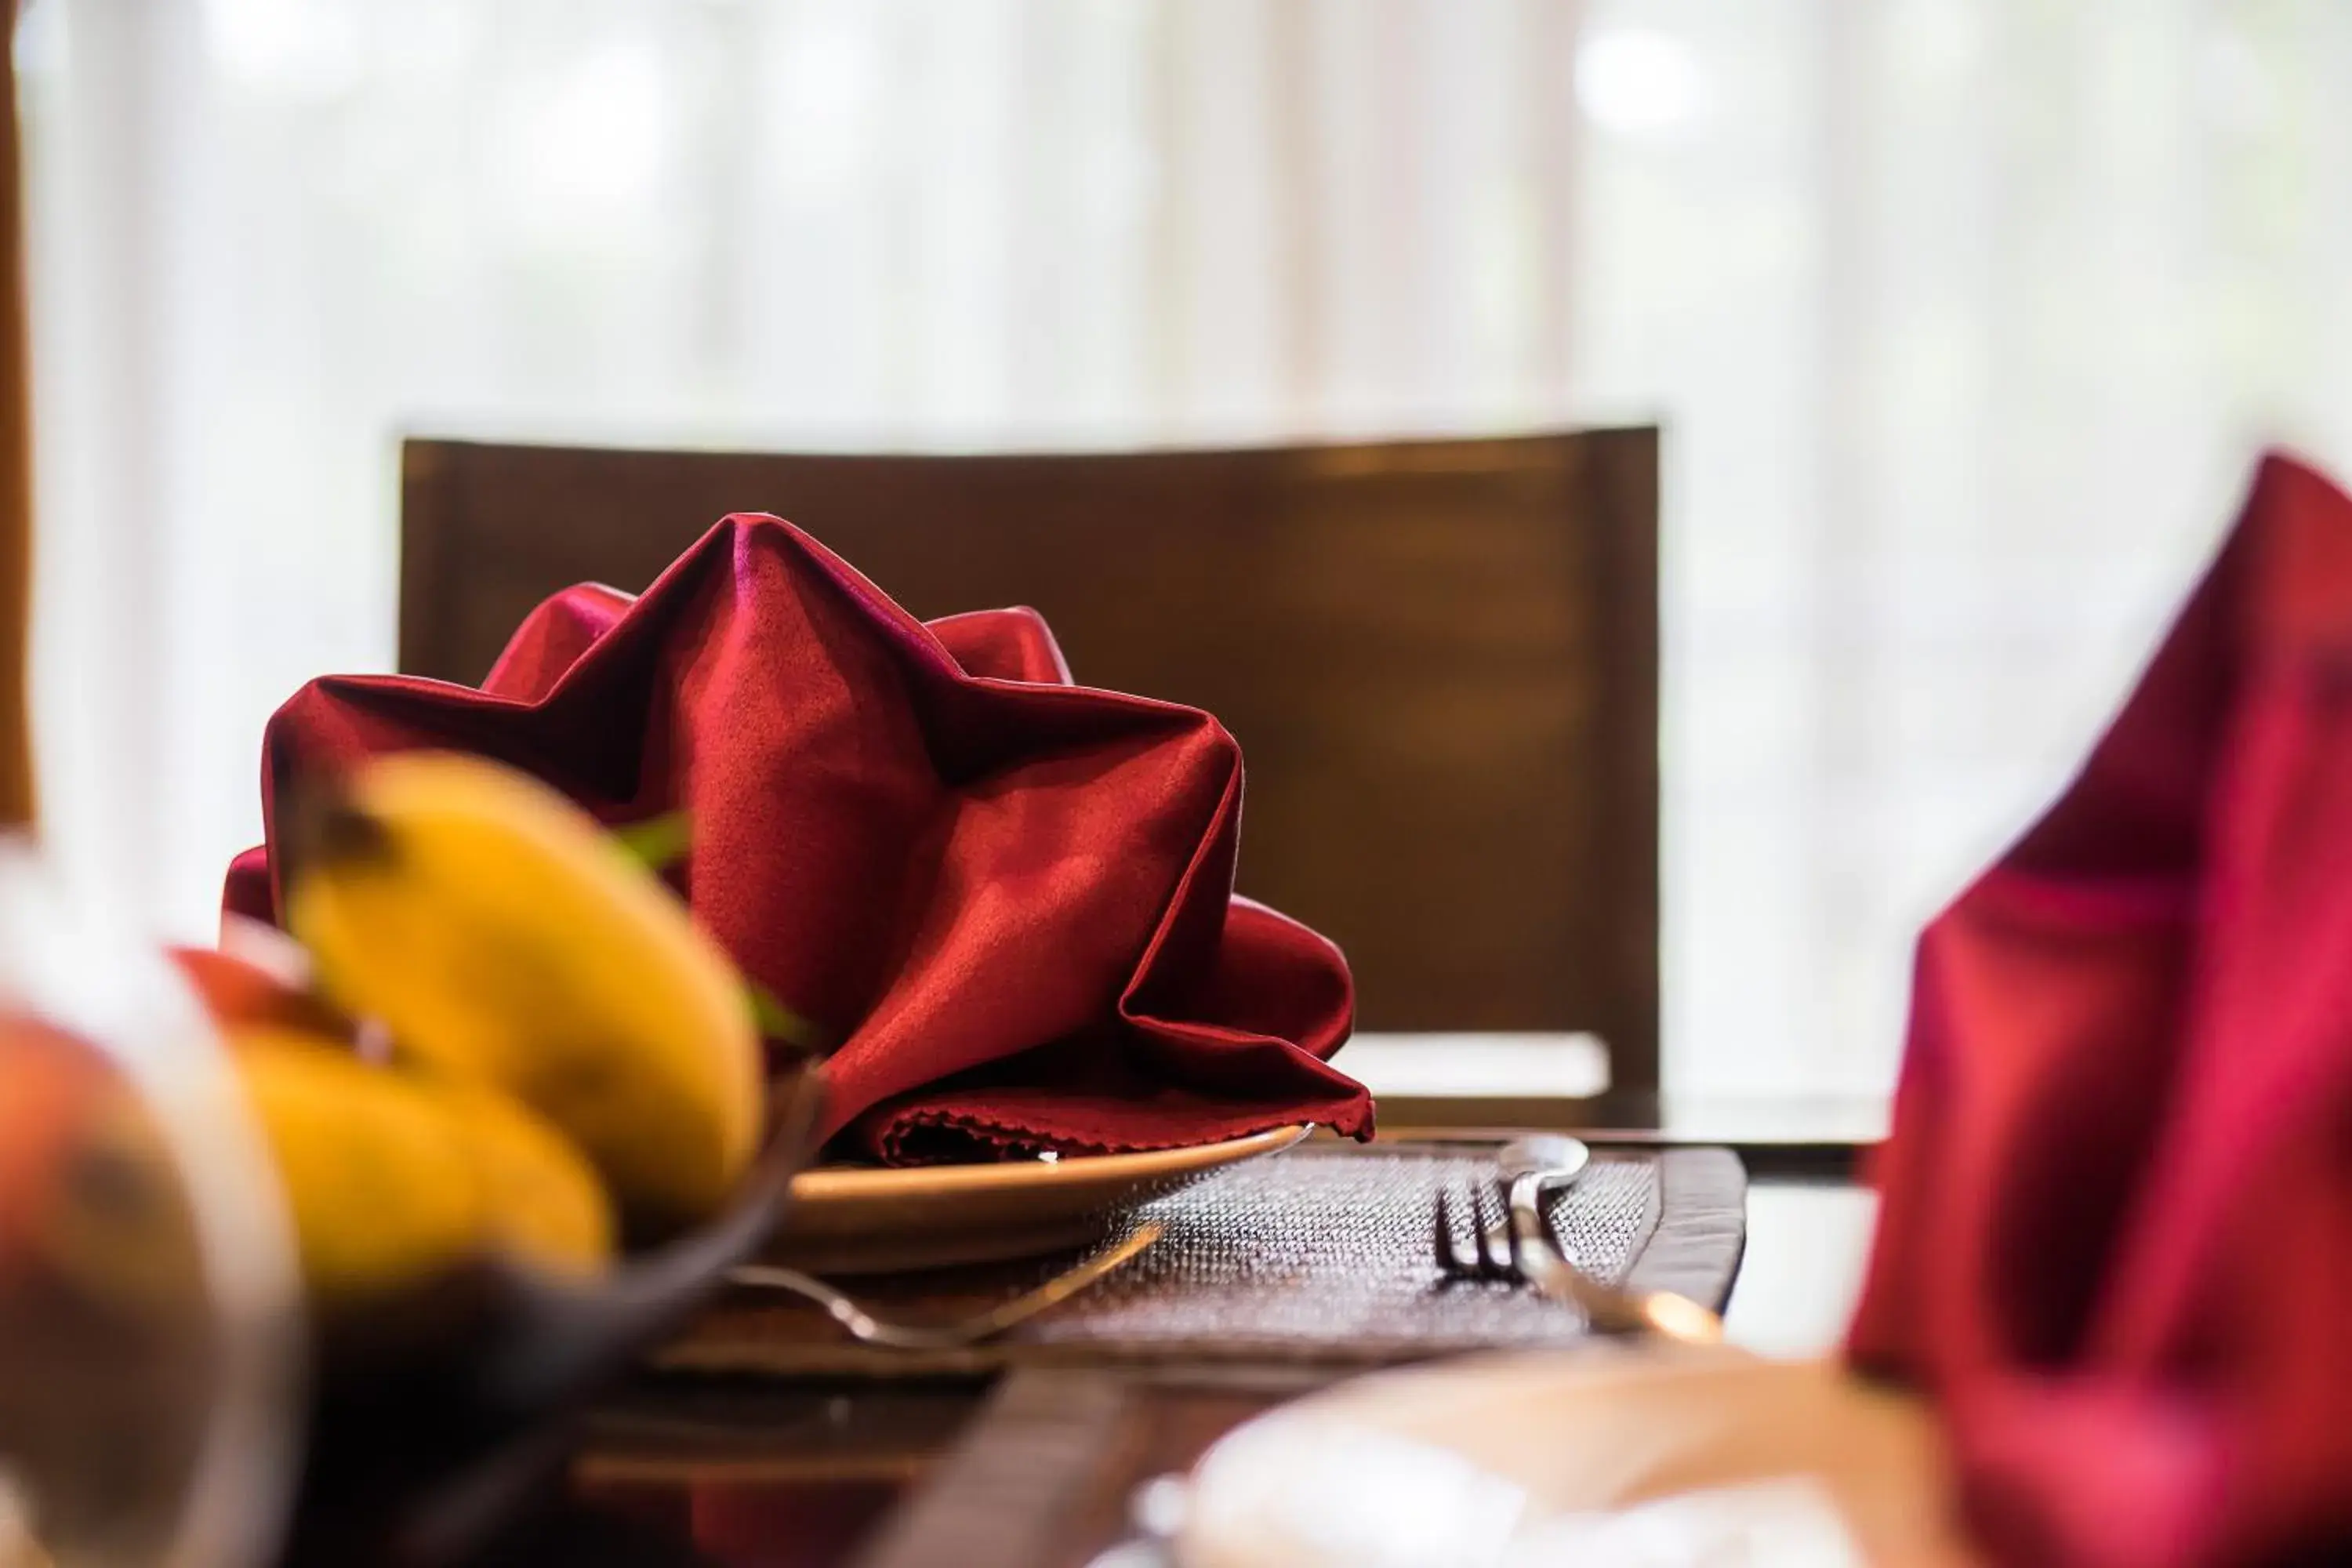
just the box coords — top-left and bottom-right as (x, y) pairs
(1475, 1182), (1515, 1279)
(1438, 1185), (1481, 1278)
(1494, 1180), (1528, 1279)
(1497, 1188), (1523, 1280)
(1435, 1182), (1494, 1281)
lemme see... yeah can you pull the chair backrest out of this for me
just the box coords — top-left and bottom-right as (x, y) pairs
(400, 430), (1660, 1089)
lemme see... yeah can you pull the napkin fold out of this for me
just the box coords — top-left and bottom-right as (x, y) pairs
(224, 514), (1373, 1163)
(1849, 452), (2352, 1568)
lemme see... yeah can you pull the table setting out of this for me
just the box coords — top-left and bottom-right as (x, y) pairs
(198, 511), (1743, 1557)
(822, 451), (2352, 1568)
(5, 451), (2352, 1568)
(668, 1135), (1739, 1382)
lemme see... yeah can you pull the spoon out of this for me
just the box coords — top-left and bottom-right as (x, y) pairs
(1494, 1134), (1724, 1343)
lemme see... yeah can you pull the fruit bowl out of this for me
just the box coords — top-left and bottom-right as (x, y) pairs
(283, 1059), (826, 1566)
(187, 753), (836, 1563)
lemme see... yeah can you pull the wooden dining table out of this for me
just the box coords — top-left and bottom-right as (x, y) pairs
(434, 1097), (1882, 1568)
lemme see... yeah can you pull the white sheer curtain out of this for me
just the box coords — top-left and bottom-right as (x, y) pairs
(19, 0), (2352, 1098)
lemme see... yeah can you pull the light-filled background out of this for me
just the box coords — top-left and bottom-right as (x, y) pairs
(20, 0), (2352, 1098)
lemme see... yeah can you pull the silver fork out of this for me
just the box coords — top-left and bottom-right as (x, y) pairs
(1432, 1182), (1722, 1343)
(1432, 1178), (1519, 1284)
(728, 1221), (1163, 1352)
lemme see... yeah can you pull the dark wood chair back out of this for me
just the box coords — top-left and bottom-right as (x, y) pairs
(400, 430), (1659, 1089)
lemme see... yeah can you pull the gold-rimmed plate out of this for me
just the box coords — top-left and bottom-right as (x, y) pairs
(767, 1124), (1311, 1274)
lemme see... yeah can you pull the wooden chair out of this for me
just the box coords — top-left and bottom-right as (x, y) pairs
(399, 430), (1660, 1093)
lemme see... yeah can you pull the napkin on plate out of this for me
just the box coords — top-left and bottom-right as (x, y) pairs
(223, 515), (1374, 1163)
(1849, 452), (2352, 1567)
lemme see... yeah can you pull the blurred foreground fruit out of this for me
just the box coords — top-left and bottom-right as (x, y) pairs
(285, 753), (764, 1238)
(0, 1017), (204, 1318)
(234, 1042), (485, 1308)
(438, 1083), (613, 1279)
(169, 946), (350, 1040)
(230, 1032), (617, 1306)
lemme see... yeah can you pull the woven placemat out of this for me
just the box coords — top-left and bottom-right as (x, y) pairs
(660, 1142), (1744, 1378)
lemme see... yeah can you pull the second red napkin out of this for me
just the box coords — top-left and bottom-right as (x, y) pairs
(1850, 453), (2352, 1567)
(225, 515), (1374, 1163)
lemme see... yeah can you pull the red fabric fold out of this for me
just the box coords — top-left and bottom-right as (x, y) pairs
(1849, 452), (2352, 1568)
(226, 515), (1371, 1163)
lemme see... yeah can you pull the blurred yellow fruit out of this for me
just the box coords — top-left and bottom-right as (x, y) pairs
(438, 1083), (613, 1279)
(234, 1041), (485, 1308)
(288, 753), (764, 1237)
(223, 1022), (353, 1057)
(233, 1029), (614, 1305)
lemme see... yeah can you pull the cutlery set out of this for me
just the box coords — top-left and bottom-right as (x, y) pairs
(1434, 1136), (1724, 1344)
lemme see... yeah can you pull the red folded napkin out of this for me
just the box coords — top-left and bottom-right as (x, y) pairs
(223, 515), (1373, 1163)
(1849, 452), (2352, 1568)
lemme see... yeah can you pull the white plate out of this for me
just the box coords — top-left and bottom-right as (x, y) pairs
(1180, 1346), (1982, 1568)
(765, 1124), (1311, 1273)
